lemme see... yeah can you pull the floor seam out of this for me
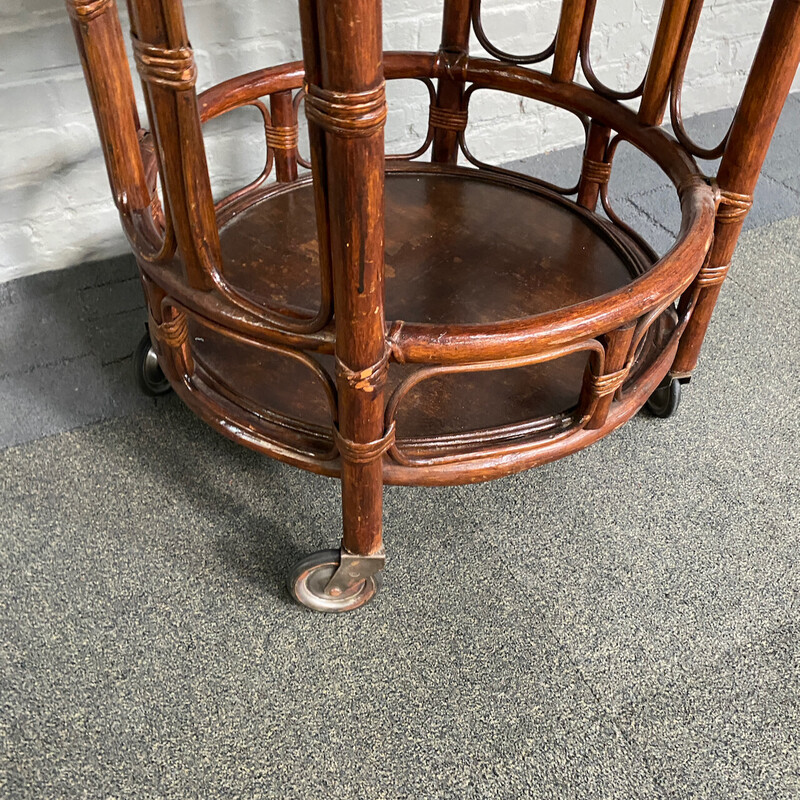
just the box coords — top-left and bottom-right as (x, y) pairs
(625, 193), (680, 239)
(0, 352), (93, 380)
(100, 354), (134, 367)
(759, 168), (800, 200)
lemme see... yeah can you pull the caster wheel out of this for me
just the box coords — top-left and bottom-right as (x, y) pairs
(288, 549), (382, 613)
(134, 331), (172, 396)
(645, 378), (681, 418)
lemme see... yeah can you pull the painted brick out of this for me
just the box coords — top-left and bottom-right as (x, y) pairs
(0, 22), (81, 76)
(207, 38), (292, 84)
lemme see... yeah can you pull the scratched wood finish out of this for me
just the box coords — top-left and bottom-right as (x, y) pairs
(216, 171), (644, 323)
(66, 0), (800, 533)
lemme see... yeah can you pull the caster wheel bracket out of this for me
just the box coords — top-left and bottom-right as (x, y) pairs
(289, 547), (384, 612)
(324, 546), (386, 598)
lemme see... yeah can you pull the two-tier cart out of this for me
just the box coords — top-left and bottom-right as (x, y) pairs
(66, 0), (800, 610)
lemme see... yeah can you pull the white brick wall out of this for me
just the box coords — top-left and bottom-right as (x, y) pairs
(0, 0), (797, 281)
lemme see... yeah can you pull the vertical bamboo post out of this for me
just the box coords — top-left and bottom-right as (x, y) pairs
(672, 0), (800, 377)
(269, 90), (299, 183)
(297, 0), (334, 326)
(65, 0), (150, 217)
(577, 121), (611, 211)
(572, 0), (610, 212)
(300, 0), (388, 556)
(127, 0), (220, 291)
(639, 0), (693, 125)
(431, 0), (471, 164)
(585, 324), (636, 430)
(553, 0), (588, 82)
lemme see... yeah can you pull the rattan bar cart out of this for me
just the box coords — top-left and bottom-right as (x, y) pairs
(66, 0), (800, 611)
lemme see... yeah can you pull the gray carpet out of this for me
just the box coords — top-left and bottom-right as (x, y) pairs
(1, 214), (798, 798)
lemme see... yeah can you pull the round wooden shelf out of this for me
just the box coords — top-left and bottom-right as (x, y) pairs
(217, 166), (650, 326)
(171, 166), (674, 485)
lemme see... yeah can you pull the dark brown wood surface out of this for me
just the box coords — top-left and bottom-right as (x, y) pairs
(217, 171), (642, 324)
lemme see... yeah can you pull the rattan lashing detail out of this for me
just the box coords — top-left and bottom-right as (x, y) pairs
(334, 421), (396, 465)
(335, 351), (390, 394)
(695, 261), (730, 287)
(588, 366), (629, 399)
(303, 82), (387, 138)
(265, 125), (299, 151)
(433, 47), (468, 82)
(580, 156), (612, 185)
(429, 105), (468, 132)
(716, 188), (753, 224)
(386, 321), (406, 364)
(65, 0), (114, 22)
(156, 312), (189, 349)
(132, 37), (197, 90)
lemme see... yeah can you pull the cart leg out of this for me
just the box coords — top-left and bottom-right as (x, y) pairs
(431, 0), (471, 164)
(127, 0), (222, 292)
(667, 0), (800, 398)
(65, 0), (150, 222)
(288, 0), (388, 612)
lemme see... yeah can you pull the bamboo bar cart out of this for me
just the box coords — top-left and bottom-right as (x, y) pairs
(66, 0), (800, 611)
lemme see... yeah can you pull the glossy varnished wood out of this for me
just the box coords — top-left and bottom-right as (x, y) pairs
(178, 306), (675, 485)
(217, 169), (646, 325)
(164, 163), (674, 484)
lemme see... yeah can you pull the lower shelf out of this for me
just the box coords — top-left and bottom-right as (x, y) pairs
(154, 165), (676, 485)
(178, 308), (674, 485)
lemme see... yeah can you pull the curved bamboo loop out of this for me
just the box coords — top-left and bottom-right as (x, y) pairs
(579, 0), (647, 101)
(669, 0), (732, 159)
(211, 100), (275, 212)
(165, 298), (340, 429)
(470, 0), (556, 65)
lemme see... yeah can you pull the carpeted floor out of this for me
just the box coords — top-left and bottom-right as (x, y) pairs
(1, 212), (798, 798)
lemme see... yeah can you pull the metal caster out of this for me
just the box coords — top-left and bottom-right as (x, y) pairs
(288, 547), (384, 613)
(134, 330), (172, 396)
(645, 377), (681, 418)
